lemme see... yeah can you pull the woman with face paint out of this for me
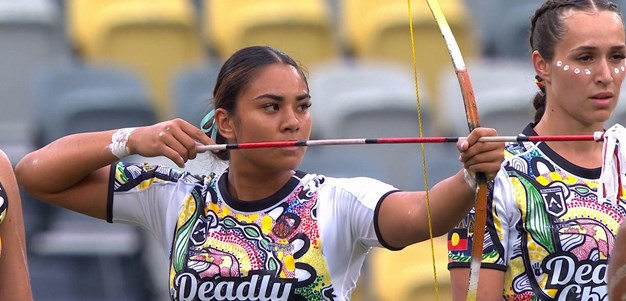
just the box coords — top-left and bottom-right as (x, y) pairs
(447, 1), (626, 300)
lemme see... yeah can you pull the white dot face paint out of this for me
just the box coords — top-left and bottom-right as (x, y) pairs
(555, 58), (626, 77)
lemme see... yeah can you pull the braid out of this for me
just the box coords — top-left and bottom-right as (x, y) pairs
(532, 92), (547, 124)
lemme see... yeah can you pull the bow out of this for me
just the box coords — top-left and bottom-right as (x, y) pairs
(423, 1), (489, 300)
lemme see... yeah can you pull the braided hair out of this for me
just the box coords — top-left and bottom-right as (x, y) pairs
(529, 0), (621, 123)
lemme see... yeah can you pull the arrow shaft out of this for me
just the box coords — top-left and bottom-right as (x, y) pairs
(195, 134), (602, 152)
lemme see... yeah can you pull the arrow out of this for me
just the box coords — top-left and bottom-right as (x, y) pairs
(195, 133), (604, 152)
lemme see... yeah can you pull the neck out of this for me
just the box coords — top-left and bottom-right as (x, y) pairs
(534, 115), (605, 169)
(226, 163), (295, 201)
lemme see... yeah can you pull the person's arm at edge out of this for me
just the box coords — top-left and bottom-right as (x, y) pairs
(15, 119), (214, 220)
(450, 267), (505, 301)
(15, 130), (119, 219)
(0, 150), (33, 300)
(608, 219), (626, 300)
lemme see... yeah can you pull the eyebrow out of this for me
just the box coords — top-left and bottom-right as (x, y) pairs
(254, 93), (311, 101)
(571, 45), (626, 52)
(611, 45), (626, 51)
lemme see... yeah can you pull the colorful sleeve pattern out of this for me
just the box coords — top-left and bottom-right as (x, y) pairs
(0, 182), (7, 256)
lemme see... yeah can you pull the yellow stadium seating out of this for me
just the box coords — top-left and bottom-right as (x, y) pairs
(368, 235), (452, 301)
(340, 0), (479, 135)
(68, 0), (181, 54)
(68, 0), (203, 120)
(67, 0), (104, 54)
(204, 0), (338, 69)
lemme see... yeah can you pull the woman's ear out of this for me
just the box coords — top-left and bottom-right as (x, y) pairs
(215, 108), (235, 140)
(532, 50), (550, 82)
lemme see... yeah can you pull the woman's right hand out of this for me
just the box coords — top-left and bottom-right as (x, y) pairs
(127, 118), (215, 168)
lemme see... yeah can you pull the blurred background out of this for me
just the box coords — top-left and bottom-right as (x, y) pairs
(2, 0), (625, 300)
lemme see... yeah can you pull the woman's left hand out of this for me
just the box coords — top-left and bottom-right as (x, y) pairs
(457, 127), (504, 181)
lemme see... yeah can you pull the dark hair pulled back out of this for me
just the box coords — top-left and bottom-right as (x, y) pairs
(529, 0), (621, 123)
(205, 46), (308, 160)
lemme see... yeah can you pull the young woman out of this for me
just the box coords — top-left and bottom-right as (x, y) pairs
(16, 46), (504, 301)
(448, 1), (626, 300)
(0, 150), (32, 300)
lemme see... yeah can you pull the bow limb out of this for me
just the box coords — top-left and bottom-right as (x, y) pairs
(423, 1), (489, 300)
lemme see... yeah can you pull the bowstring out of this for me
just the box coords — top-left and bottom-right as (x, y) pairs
(407, 0), (439, 299)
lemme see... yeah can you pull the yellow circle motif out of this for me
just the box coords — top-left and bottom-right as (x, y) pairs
(451, 232), (460, 246)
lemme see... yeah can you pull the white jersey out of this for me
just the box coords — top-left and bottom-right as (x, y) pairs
(108, 162), (398, 301)
(448, 124), (626, 300)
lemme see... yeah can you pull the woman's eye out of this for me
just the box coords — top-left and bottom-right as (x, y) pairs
(263, 103), (280, 112)
(298, 102), (312, 112)
(610, 53), (626, 62)
(577, 55), (593, 62)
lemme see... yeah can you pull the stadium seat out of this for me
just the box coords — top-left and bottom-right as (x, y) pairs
(491, 2), (543, 60)
(69, 0), (204, 120)
(340, 0), (479, 134)
(204, 0), (339, 69)
(308, 60), (459, 190)
(0, 0), (67, 164)
(31, 62), (151, 146)
(66, 0), (108, 54)
(368, 236), (452, 301)
(309, 60), (430, 137)
(27, 61), (158, 300)
(171, 61), (220, 127)
(462, 0), (501, 56)
(439, 58), (536, 136)
(67, 0), (194, 52)
(45, 88), (157, 142)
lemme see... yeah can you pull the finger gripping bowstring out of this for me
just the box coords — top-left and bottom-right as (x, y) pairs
(423, 1), (489, 300)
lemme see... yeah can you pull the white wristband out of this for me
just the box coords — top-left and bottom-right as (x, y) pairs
(463, 169), (477, 190)
(110, 128), (136, 159)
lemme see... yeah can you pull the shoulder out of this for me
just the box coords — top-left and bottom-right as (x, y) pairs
(504, 140), (536, 157)
(307, 174), (396, 200)
(303, 172), (393, 188)
(502, 124), (542, 160)
(112, 162), (209, 192)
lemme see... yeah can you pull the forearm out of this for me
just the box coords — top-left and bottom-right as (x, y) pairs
(379, 169), (476, 247)
(450, 268), (505, 301)
(422, 169), (475, 237)
(15, 130), (118, 195)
